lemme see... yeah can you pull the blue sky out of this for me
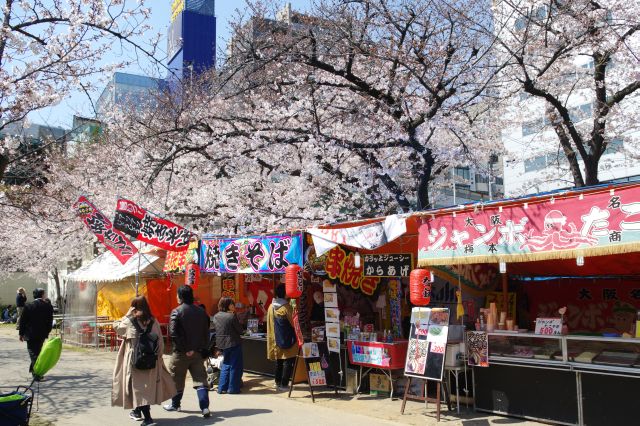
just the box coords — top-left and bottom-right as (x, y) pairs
(32, 0), (310, 128)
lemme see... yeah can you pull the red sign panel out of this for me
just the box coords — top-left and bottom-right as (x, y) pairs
(113, 198), (192, 251)
(73, 196), (137, 265)
(419, 184), (640, 265)
(524, 278), (640, 334)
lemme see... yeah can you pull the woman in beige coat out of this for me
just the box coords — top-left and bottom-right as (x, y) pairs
(112, 296), (176, 426)
(266, 285), (299, 390)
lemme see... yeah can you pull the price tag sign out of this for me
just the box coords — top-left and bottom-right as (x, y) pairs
(535, 318), (562, 335)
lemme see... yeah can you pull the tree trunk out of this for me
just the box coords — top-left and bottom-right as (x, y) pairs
(548, 107), (585, 187)
(51, 267), (64, 313)
(417, 149), (435, 210)
(0, 152), (8, 182)
(584, 157), (600, 186)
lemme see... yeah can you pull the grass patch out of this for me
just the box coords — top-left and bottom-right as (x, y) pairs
(62, 344), (92, 353)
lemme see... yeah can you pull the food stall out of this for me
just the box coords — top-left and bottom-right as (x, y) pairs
(199, 232), (304, 376)
(304, 217), (474, 398)
(416, 182), (640, 425)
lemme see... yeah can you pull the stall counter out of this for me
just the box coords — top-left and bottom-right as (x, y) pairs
(474, 332), (640, 425)
(241, 335), (276, 376)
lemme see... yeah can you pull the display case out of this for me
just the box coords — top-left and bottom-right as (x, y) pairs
(486, 332), (640, 374)
(487, 332), (566, 366)
(566, 335), (640, 376)
(476, 333), (640, 425)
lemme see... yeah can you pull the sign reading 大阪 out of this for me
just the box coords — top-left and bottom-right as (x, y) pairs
(113, 198), (192, 251)
(199, 233), (303, 273)
(535, 318), (563, 335)
(363, 254), (412, 277)
(418, 184), (640, 266)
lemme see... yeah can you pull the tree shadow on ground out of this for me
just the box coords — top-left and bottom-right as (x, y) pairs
(157, 408), (272, 424)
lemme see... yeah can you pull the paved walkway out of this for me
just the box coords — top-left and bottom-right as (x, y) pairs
(0, 326), (539, 425)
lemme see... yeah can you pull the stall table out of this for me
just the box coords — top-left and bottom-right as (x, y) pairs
(241, 335), (275, 376)
(347, 339), (408, 399)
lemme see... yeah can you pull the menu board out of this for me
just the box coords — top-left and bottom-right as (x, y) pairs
(302, 342), (336, 388)
(404, 307), (450, 381)
(466, 331), (489, 367)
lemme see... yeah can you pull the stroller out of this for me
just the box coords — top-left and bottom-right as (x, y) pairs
(205, 332), (222, 391)
(1, 337), (62, 425)
(0, 386), (33, 426)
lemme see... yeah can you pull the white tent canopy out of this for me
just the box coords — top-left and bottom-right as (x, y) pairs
(67, 245), (164, 283)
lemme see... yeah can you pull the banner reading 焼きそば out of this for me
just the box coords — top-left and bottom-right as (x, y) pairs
(200, 233), (303, 273)
(418, 184), (640, 266)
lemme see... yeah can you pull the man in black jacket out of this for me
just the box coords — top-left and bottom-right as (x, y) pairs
(163, 285), (211, 418)
(19, 288), (53, 376)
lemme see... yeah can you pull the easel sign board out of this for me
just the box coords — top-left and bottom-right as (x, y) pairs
(404, 307), (450, 382)
(303, 342), (336, 387)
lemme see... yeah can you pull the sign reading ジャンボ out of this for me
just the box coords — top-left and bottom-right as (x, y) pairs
(418, 184), (640, 266)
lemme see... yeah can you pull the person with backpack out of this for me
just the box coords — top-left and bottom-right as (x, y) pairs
(212, 297), (244, 394)
(163, 285), (211, 417)
(266, 284), (299, 391)
(112, 296), (176, 426)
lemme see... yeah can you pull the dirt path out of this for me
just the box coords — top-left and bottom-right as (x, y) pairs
(0, 326), (538, 425)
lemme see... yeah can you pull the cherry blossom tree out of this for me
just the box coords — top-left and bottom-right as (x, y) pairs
(227, 0), (501, 210)
(0, 0), (161, 182)
(99, 0), (502, 228)
(491, 0), (640, 189)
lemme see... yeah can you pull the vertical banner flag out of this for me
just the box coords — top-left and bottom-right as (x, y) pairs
(73, 196), (138, 265)
(113, 198), (192, 251)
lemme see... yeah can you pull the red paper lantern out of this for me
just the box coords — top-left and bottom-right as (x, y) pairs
(185, 263), (200, 290)
(285, 264), (303, 298)
(410, 269), (433, 306)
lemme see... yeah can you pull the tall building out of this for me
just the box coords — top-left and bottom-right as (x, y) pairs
(96, 1), (216, 117)
(167, 0), (216, 80)
(96, 72), (163, 118)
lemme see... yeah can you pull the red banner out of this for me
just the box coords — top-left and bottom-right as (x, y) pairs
(73, 196), (137, 265)
(523, 278), (640, 334)
(418, 184), (640, 265)
(113, 198), (192, 251)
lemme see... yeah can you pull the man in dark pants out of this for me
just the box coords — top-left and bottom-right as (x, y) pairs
(19, 288), (53, 377)
(163, 285), (211, 418)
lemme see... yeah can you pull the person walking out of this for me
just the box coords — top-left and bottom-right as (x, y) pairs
(15, 287), (27, 329)
(267, 284), (299, 391)
(163, 285), (211, 417)
(112, 296), (175, 426)
(18, 288), (53, 377)
(212, 297), (244, 394)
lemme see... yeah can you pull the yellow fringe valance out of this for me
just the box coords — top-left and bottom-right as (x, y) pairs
(417, 241), (640, 267)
